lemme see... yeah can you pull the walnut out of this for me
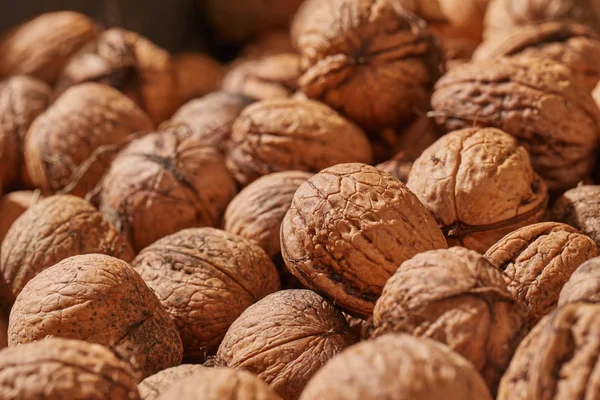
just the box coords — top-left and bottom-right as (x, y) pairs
(242, 31), (294, 58)
(0, 190), (43, 245)
(372, 247), (527, 390)
(441, 37), (480, 69)
(216, 289), (355, 400)
(407, 127), (548, 253)
(431, 57), (600, 193)
(98, 126), (237, 252)
(292, 0), (444, 130)
(0, 12), (98, 84)
(138, 364), (205, 400)
(54, 28), (177, 124)
(558, 256), (600, 305)
(173, 52), (223, 106)
(226, 99), (373, 187)
(0, 338), (140, 400)
(281, 163), (447, 318)
(24, 83), (154, 197)
(552, 185), (600, 247)
(300, 334), (492, 400)
(8, 254), (183, 379)
(497, 303), (600, 399)
(375, 159), (412, 183)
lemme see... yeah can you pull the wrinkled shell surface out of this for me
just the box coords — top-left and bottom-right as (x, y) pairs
(216, 289), (355, 400)
(0, 338), (140, 400)
(138, 364), (205, 400)
(553, 185), (600, 247)
(8, 254), (183, 379)
(226, 99), (373, 187)
(0, 190), (43, 244)
(282, 163), (447, 317)
(373, 247), (527, 389)
(174, 52), (223, 106)
(558, 256), (600, 305)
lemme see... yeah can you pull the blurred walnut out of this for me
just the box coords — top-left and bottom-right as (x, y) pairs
(441, 37), (479, 69)
(0, 190), (43, 245)
(242, 31), (294, 58)
(375, 159), (412, 183)
(139, 365), (205, 400)
(174, 52), (223, 106)
(558, 256), (600, 305)
(0, 309), (6, 350)
(552, 185), (600, 247)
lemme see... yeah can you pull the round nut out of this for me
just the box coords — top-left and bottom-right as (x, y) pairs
(552, 185), (600, 247)
(173, 52), (223, 106)
(372, 247), (527, 389)
(300, 334), (492, 400)
(216, 289), (355, 400)
(558, 256), (600, 305)
(0, 338), (140, 400)
(226, 99), (373, 187)
(138, 364), (205, 400)
(8, 254), (183, 379)
(0, 190), (43, 245)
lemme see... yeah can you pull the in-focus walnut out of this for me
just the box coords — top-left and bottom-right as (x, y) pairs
(8, 254), (183, 379)
(0, 338), (140, 400)
(54, 28), (177, 124)
(0, 12), (98, 84)
(173, 52), (223, 107)
(169, 91), (254, 153)
(552, 185), (600, 247)
(138, 364), (205, 400)
(292, 0), (444, 130)
(372, 247), (527, 389)
(24, 83), (154, 197)
(281, 163), (447, 318)
(497, 303), (600, 399)
(99, 126), (237, 252)
(300, 334), (492, 400)
(0, 195), (133, 308)
(216, 289), (355, 400)
(375, 158), (412, 183)
(242, 31), (294, 58)
(558, 256), (600, 305)
(0, 190), (43, 245)
(431, 57), (600, 193)
(407, 127), (548, 253)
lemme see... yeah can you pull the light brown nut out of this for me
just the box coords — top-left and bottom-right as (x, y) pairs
(485, 222), (598, 326)
(375, 159), (412, 183)
(407, 127), (547, 253)
(0, 338), (140, 400)
(497, 303), (600, 400)
(226, 99), (373, 187)
(0, 195), (133, 307)
(216, 289), (355, 400)
(133, 228), (280, 362)
(431, 57), (600, 193)
(0, 12), (98, 84)
(242, 31), (294, 58)
(0, 190), (43, 244)
(138, 364), (205, 400)
(552, 185), (600, 247)
(173, 52), (223, 106)
(282, 163), (447, 317)
(24, 83), (154, 197)
(98, 127), (237, 252)
(372, 247), (527, 390)
(8, 254), (183, 379)
(300, 334), (492, 400)
(54, 28), (177, 124)
(558, 256), (600, 305)
(224, 171), (313, 258)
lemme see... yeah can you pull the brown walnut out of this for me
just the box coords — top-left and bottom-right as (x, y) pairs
(8, 254), (183, 379)
(558, 256), (600, 305)
(173, 52), (223, 106)
(441, 37), (480, 69)
(138, 364), (205, 400)
(375, 159), (412, 183)
(242, 31), (294, 58)
(552, 185), (600, 247)
(216, 289), (355, 400)
(0, 190), (43, 245)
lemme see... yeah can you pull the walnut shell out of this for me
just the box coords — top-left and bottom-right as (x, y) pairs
(54, 28), (177, 124)
(226, 99), (373, 187)
(138, 364), (205, 400)
(552, 185), (600, 247)
(558, 256), (600, 305)
(99, 127), (237, 252)
(485, 222), (598, 326)
(216, 289), (355, 400)
(0, 190), (43, 245)
(375, 159), (412, 183)
(8, 254), (183, 379)
(281, 163), (448, 318)
(174, 52), (223, 106)
(0, 12), (98, 84)
(24, 83), (154, 197)
(224, 171), (313, 258)
(372, 247), (527, 389)
(0, 338), (140, 400)
(292, 0), (444, 130)
(0, 195), (134, 307)
(431, 57), (600, 192)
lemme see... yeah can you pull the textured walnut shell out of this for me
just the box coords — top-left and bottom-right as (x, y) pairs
(0, 12), (98, 84)
(485, 222), (598, 326)
(0, 338), (140, 400)
(133, 228), (280, 362)
(497, 303), (600, 399)
(224, 171), (313, 258)
(54, 28), (177, 124)
(170, 91), (254, 153)
(226, 99), (373, 187)
(292, 0), (444, 130)
(558, 256), (600, 305)
(0, 190), (43, 245)
(0, 195), (134, 307)
(281, 163), (448, 318)
(174, 52), (223, 106)
(375, 159), (412, 183)
(373, 247), (527, 389)
(24, 83), (154, 197)
(99, 127), (237, 252)
(552, 185), (600, 247)
(8, 254), (183, 379)
(300, 334), (492, 400)
(242, 31), (294, 58)
(216, 289), (355, 400)
(138, 364), (205, 400)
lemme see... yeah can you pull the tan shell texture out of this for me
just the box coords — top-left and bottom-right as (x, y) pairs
(8, 254), (183, 379)
(558, 256), (600, 305)
(138, 364), (205, 400)
(0, 190), (43, 245)
(216, 289), (356, 400)
(0, 338), (140, 400)
(174, 52), (223, 106)
(553, 185), (600, 247)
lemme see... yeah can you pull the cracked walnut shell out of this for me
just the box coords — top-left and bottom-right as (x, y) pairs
(558, 256), (600, 305)
(552, 185), (600, 247)
(138, 364), (205, 400)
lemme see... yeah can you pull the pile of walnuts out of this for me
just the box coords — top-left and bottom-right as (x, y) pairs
(3, 1), (600, 398)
